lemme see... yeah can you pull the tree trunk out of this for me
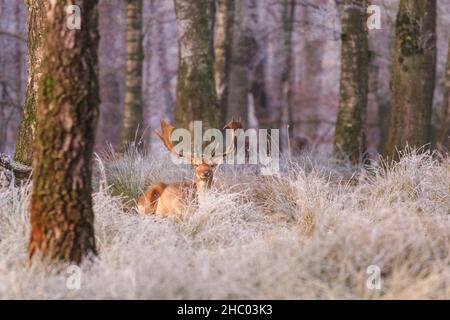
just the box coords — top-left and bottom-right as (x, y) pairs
(384, 0), (437, 158)
(13, 0), (47, 166)
(294, 2), (328, 150)
(156, 7), (174, 115)
(173, 0), (219, 130)
(333, 0), (369, 163)
(29, 0), (99, 264)
(280, 0), (295, 152)
(249, 0), (270, 130)
(120, 0), (144, 150)
(214, 0), (235, 124)
(226, 0), (258, 127)
(437, 36), (450, 151)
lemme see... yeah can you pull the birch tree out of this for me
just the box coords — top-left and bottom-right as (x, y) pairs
(214, 0), (235, 124)
(173, 0), (218, 130)
(120, 0), (144, 149)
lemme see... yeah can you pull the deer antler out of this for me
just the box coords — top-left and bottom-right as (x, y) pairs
(155, 120), (193, 161)
(223, 117), (243, 131)
(209, 117), (243, 164)
(156, 118), (243, 165)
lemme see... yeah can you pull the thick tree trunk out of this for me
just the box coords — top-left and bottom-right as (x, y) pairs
(333, 0), (369, 163)
(214, 0), (235, 124)
(174, 0), (219, 130)
(13, 0), (47, 166)
(384, 0), (437, 158)
(226, 0), (258, 127)
(437, 36), (450, 151)
(29, 0), (99, 264)
(120, 0), (144, 150)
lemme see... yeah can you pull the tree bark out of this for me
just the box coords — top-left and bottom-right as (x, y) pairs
(214, 0), (235, 124)
(280, 0), (296, 152)
(225, 0), (258, 127)
(333, 0), (369, 163)
(120, 0), (144, 150)
(0, 153), (32, 184)
(437, 36), (450, 151)
(156, 6), (174, 115)
(384, 0), (437, 159)
(173, 0), (219, 130)
(13, 0), (47, 166)
(249, 0), (270, 130)
(29, 0), (99, 264)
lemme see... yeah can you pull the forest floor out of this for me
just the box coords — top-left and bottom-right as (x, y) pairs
(0, 149), (449, 299)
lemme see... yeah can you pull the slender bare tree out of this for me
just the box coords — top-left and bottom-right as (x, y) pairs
(279, 0), (296, 151)
(120, 0), (144, 150)
(334, 0), (369, 162)
(214, 0), (235, 124)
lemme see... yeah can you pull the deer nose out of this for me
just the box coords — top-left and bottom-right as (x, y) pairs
(201, 171), (212, 178)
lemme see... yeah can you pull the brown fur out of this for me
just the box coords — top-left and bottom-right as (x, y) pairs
(137, 163), (213, 216)
(137, 182), (167, 215)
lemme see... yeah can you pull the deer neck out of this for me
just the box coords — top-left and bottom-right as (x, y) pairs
(195, 178), (212, 194)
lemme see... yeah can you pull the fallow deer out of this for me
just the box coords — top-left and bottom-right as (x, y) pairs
(137, 119), (241, 216)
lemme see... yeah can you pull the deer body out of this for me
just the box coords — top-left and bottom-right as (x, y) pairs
(137, 119), (240, 217)
(137, 163), (213, 216)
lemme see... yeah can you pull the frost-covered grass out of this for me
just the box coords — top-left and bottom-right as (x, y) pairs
(0, 150), (449, 299)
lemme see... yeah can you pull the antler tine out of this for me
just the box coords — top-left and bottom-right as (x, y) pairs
(154, 120), (175, 151)
(223, 117), (243, 130)
(211, 118), (243, 163)
(155, 120), (192, 160)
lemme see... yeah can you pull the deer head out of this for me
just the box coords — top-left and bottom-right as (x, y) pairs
(155, 118), (241, 192)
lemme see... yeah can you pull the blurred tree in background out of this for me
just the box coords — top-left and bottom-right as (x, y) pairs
(334, 0), (369, 163)
(173, 0), (218, 130)
(120, 0), (144, 150)
(384, 0), (437, 159)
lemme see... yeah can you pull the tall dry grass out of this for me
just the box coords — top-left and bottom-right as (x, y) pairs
(0, 149), (448, 299)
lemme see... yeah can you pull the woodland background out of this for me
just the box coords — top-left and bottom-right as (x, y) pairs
(1, 0), (449, 157)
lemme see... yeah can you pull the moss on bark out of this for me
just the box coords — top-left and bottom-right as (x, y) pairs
(334, 0), (369, 163)
(174, 0), (219, 130)
(13, 0), (47, 166)
(28, 0), (99, 264)
(384, 0), (437, 159)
